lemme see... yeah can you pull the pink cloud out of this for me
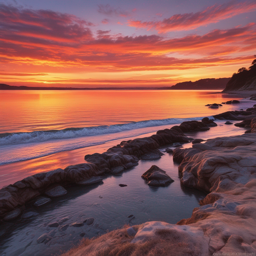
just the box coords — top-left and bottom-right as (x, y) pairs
(128, 0), (256, 32)
(101, 18), (109, 24)
(0, 4), (255, 71)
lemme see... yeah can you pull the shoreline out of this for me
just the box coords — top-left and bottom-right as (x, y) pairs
(1, 92), (256, 255)
(61, 94), (256, 256)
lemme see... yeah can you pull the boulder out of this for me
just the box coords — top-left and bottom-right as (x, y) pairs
(76, 176), (103, 186)
(110, 166), (124, 175)
(201, 117), (217, 127)
(209, 103), (219, 109)
(45, 185), (67, 198)
(141, 150), (163, 160)
(142, 165), (174, 186)
(165, 148), (173, 154)
(225, 121), (233, 125)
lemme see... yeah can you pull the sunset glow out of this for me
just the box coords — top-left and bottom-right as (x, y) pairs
(0, 0), (255, 87)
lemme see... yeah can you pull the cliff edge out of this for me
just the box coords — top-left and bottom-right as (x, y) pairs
(223, 58), (256, 91)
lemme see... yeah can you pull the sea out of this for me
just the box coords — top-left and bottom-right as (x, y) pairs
(0, 90), (253, 256)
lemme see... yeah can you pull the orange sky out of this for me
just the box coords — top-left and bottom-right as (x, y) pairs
(0, 0), (256, 87)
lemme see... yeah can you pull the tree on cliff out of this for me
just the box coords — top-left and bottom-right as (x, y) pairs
(223, 56), (256, 91)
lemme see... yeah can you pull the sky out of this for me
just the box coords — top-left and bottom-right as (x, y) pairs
(0, 0), (256, 87)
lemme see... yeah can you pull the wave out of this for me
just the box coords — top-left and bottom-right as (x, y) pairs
(0, 117), (204, 146)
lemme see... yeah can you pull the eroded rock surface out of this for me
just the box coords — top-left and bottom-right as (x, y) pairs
(63, 130), (256, 255)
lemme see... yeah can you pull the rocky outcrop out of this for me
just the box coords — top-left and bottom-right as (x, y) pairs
(0, 163), (100, 218)
(214, 105), (256, 121)
(142, 165), (174, 186)
(1, 120), (209, 220)
(63, 126), (256, 255)
(223, 59), (256, 91)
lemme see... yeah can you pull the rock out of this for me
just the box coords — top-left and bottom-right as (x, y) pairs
(84, 218), (94, 225)
(62, 130), (256, 255)
(71, 222), (84, 227)
(209, 103), (219, 109)
(0, 119), (192, 220)
(141, 150), (163, 160)
(59, 224), (69, 231)
(59, 216), (69, 224)
(34, 196), (51, 207)
(22, 211), (39, 219)
(225, 100), (240, 104)
(45, 185), (67, 198)
(225, 121), (233, 125)
(192, 139), (204, 144)
(119, 184), (127, 187)
(179, 121), (210, 132)
(128, 215), (134, 218)
(110, 166), (124, 175)
(37, 233), (49, 244)
(48, 222), (59, 227)
(201, 117), (217, 127)
(172, 142), (182, 147)
(234, 119), (252, 127)
(165, 148), (173, 154)
(142, 165), (174, 187)
(80, 232), (86, 237)
(4, 208), (21, 221)
(124, 162), (138, 169)
(127, 227), (137, 236)
(77, 176), (103, 186)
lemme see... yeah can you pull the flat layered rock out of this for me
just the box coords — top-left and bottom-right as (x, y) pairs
(142, 165), (174, 186)
(34, 196), (51, 207)
(45, 185), (67, 198)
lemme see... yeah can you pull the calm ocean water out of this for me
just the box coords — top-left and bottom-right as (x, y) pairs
(0, 90), (247, 166)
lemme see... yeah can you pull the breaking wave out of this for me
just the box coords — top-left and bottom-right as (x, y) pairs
(0, 117), (203, 146)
